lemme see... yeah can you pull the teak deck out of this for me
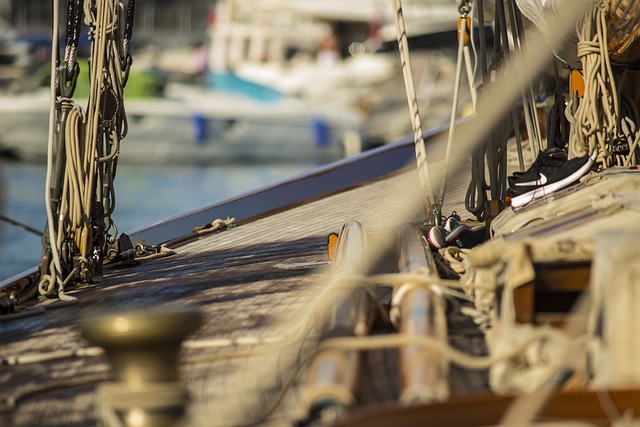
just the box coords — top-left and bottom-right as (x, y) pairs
(0, 154), (489, 427)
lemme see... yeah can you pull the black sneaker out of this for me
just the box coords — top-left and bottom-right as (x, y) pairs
(445, 224), (483, 248)
(508, 150), (566, 193)
(509, 150), (597, 208)
(510, 149), (567, 179)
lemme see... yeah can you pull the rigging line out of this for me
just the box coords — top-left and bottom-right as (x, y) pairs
(475, 0), (489, 83)
(504, 0), (527, 170)
(548, 57), (567, 151)
(511, 0), (543, 154)
(0, 214), (41, 236)
(82, 0), (106, 227)
(319, 327), (582, 371)
(464, 0), (489, 220)
(439, 9), (470, 209)
(463, 30), (477, 107)
(391, 0), (438, 220)
(488, 0), (511, 201)
(90, 0), (124, 244)
(45, 0), (65, 293)
(462, 2), (477, 107)
(500, 0), (542, 159)
(510, 102), (526, 172)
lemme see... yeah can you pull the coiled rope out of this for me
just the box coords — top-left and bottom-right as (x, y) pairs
(569, 1), (622, 165)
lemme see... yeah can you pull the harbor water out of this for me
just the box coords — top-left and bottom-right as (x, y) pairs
(0, 160), (314, 281)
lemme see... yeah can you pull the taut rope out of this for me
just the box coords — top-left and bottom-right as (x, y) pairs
(391, 0), (440, 223)
(440, 1), (474, 209)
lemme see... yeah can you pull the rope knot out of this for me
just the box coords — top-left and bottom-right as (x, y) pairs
(577, 40), (601, 58)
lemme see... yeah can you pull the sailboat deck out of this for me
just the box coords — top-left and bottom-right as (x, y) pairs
(0, 162), (487, 426)
(7, 140), (638, 426)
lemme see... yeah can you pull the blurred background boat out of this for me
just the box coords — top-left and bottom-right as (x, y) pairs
(0, 1), (367, 165)
(0, 0), (469, 279)
(204, 0), (464, 142)
(0, 81), (364, 164)
(0, 0), (467, 164)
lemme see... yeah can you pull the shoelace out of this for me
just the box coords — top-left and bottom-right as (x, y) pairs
(514, 151), (566, 176)
(534, 153), (566, 170)
(511, 152), (565, 183)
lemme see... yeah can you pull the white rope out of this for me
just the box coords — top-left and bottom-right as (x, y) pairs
(569, 1), (621, 165)
(441, 246), (471, 274)
(63, 105), (88, 255)
(624, 128), (640, 166)
(44, 0), (69, 298)
(391, 0), (438, 214)
(320, 327), (578, 371)
(83, 0), (110, 245)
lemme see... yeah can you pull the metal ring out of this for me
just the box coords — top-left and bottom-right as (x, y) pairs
(459, 2), (471, 16)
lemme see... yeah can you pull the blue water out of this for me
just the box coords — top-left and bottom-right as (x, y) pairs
(0, 160), (314, 281)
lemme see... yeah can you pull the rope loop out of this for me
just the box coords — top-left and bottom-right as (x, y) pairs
(38, 274), (57, 296)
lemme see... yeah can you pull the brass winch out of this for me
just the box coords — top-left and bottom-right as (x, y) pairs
(81, 305), (202, 427)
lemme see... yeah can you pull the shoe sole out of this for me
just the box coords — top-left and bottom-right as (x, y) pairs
(511, 151), (597, 208)
(427, 226), (448, 249)
(445, 224), (470, 243)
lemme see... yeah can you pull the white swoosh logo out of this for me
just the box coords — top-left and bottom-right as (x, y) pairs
(515, 173), (548, 187)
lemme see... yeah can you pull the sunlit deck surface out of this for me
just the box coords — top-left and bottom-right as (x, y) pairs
(0, 158), (487, 426)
